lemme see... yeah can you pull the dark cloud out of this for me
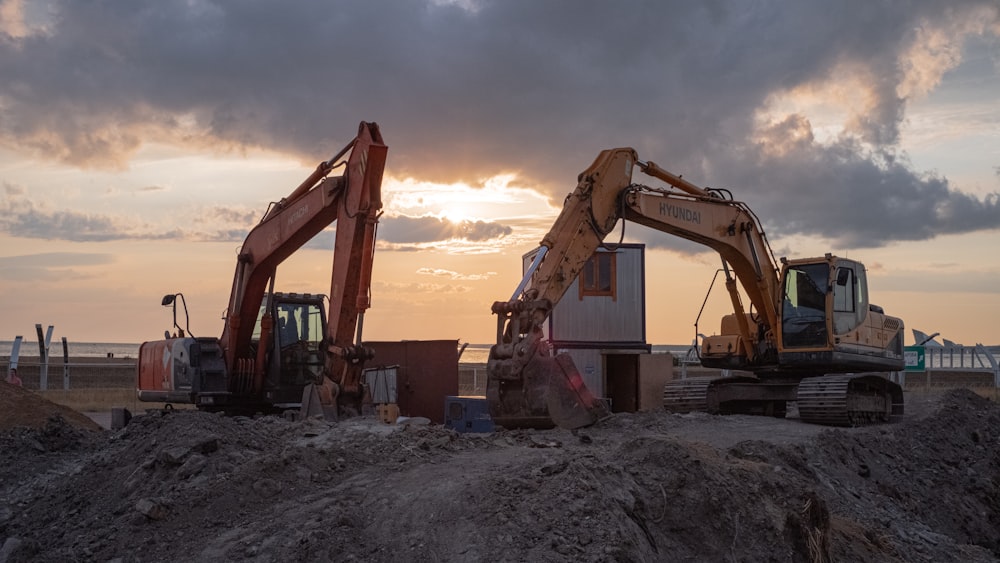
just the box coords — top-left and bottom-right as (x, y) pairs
(0, 196), (146, 241)
(0, 195), (251, 242)
(718, 137), (1000, 248)
(379, 215), (512, 244)
(197, 228), (252, 244)
(0, 0), (997, 248)
(200, 206), (259, 226)
(3, 182), (25, 196)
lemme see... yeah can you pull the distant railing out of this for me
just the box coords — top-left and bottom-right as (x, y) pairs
(900, 342), (1000, 389)
(923, 344), (1000, 388)
(925, 345), (997, 371)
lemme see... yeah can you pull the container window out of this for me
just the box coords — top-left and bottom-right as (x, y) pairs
(579, 252), (617, 300)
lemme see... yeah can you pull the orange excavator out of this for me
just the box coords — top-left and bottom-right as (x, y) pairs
(137, 121), (387, 417)
(488, 147), (905, 429)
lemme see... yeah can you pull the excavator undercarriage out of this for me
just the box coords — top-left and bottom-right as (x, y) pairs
(662, 372), (904, 427)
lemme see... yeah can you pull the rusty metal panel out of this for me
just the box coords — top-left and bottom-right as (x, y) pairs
(363, 340), (458, 424)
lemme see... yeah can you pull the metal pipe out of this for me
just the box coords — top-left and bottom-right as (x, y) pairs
(287, 139), (357, 202)
(355, 312), (365, 347)
(510, 246), (548, 301)
(637, 159), (710, 197)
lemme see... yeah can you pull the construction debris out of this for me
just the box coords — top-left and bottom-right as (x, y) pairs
(0, 384), (998, 561)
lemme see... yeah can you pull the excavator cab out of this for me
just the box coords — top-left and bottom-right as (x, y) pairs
(776, 255), (904, 373)
(255, 293), (328, 404)
(780, 260), (831, 349)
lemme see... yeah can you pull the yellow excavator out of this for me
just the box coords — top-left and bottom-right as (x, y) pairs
(487, 147), (905, 429)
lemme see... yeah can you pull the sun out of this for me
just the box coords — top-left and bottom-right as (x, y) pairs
(439, 206), (474, 224)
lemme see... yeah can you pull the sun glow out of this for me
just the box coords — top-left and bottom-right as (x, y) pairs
(383, 173), (557, 223)
(439, 206), (474, 224)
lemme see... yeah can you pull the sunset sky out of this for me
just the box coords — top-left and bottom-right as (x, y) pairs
(1, 0), (998, 349)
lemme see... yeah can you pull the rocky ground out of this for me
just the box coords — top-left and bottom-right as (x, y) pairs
(1, 381), (998, 562)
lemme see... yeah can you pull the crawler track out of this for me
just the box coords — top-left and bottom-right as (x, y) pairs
(663, 373), (904, 427)
(797, 374), (904, 427)
(662, 377), (715, 413)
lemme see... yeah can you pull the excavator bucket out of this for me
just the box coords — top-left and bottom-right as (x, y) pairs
(488, 352), (610, 430)
(300, 383), (325, 419)
(299, 382), (338, 421)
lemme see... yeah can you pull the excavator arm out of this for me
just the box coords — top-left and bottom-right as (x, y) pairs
(622, 175), (781, 360)
(220, 121), (387, 407)
(488, 147), (782, 429)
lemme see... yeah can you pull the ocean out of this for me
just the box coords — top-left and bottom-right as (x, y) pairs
(0, 340), (693, 363)
(0, 340), (140, 359)
(5, 340), (992, 368)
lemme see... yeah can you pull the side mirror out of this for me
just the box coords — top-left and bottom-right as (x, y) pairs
(160, 293), (193, 338)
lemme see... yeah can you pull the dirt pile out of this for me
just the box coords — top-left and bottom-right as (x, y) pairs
(0, 381), (102, 432)
(1, 389), (998, 562)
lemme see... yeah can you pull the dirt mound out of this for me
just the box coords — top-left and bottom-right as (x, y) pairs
(1, 389), (998, 562)
(0, 380), (102, 432)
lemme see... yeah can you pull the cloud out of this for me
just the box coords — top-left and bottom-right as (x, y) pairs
(0, 193), (256, 242)
(372, 280), (472, 294)
(3, 181), (25, 196)
(375, 213), (515, 254)
(198, 206), (259, 228)
(0, 190), (516, 252)
(379, 215), (512, 244)
(0, 196), (154, 241)
(0, 0), (997, 249)
(719, 135), (1000, 248)
(0, 0), (27, 38)
(0, 252), (115, 281)
(416, 267), (497, 281)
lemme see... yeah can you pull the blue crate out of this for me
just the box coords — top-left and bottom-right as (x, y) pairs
(444, 396), (495, 433)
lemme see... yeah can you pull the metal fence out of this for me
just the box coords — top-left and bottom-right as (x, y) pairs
(3, 360), (135, 390)
(458, 366), (487, 396)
